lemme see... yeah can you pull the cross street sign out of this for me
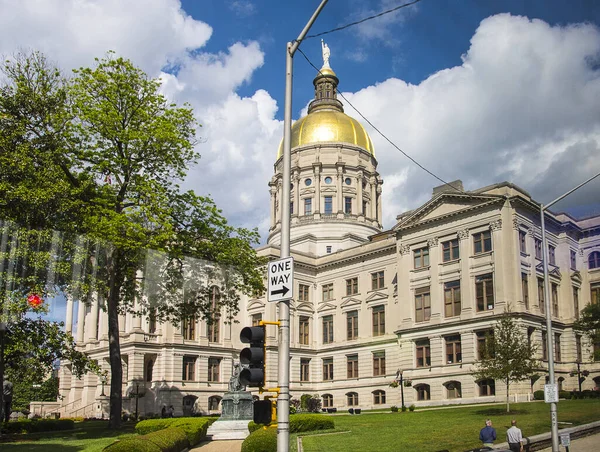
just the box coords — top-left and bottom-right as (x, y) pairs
(267, 257), (294, 302)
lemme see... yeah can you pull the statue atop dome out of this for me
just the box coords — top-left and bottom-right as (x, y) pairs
(321, 39), (331, 68)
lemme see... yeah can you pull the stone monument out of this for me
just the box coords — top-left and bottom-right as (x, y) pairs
(207, 363), (254, 440)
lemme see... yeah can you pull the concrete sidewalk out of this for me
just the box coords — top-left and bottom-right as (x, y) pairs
(537, 431), (600, 452)
(190, 439), (243, 451)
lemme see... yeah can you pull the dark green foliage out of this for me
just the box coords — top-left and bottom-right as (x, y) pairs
(559, 390), (572, 399)
(409, 404), (416, 412)
(241, 426), (277, 452)
(390, 405), (398, 412)
(289, 414), (334, 433)
(299, 393), (322, 412)
(574, 303), (600, 361)
(533, 390), (544, 400)
(135, 417), (214, 446)
(401, 405), (407, 412)
(103, 438), (162, 452)
(1, 418), (75, 434)
(105, 427), (189, 452)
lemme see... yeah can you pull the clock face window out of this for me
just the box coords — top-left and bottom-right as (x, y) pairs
(324, 176), (332, 184)
(305, 178), (312, 186)
(345, 178), (352, 185)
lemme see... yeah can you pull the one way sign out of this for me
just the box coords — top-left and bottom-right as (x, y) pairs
(267, 257), (294, 302)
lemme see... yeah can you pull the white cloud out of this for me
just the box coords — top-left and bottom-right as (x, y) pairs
(229, 1), (256, 18)
(344, 0), (419, 44)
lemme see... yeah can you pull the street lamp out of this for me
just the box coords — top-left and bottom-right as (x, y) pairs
(279, 1), (328, 451)
(100, 374), (107, 397)
(540, 170), (600, 452)
(395, 370), (405, 409)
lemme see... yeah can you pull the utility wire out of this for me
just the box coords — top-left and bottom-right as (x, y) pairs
(296, 47), (465, 194)
(301, 0), (423, 41)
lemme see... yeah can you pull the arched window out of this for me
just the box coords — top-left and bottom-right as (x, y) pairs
(373, 390), (386, 405)
(444, 381), (462, 399)
(208, 395), (222, 411)
(346, 392), (359, 406)
(414, 384), (430, 401)
(478, 379), (495, 396)
(322, 394), (333, 408)
(589, 251), (600, 269)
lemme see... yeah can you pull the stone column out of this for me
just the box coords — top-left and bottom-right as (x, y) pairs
(86, 294), (99, 341)
(293, 172), (300, 216)
(76, 299), (86, 343)
(357, 172), (364, 217)
(65, 294), (74, 333)
(269, 184), (277, 228)
(458, 229), (473, 317)
(336, 165), (343, 213)
(99, 300), (109, 340)
(313, 164), (321, 214)
(276, 180), (282, 224)
(370, 176), (377, 219)
(377, 184), (383, 225)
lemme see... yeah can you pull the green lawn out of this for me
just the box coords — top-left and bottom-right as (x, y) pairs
(0, 421), (137, 452)
(294, 400), (600, 452)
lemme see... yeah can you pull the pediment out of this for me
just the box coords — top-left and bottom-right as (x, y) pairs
(296, 302), (315, 313)
(321, 187), (337, 193)
(570, 271), (582, 284)
(247, 298), (265, 311)
(340, 297), (362, 308)
(535, 263), (562, 279)
(317, 302), (336, 313)
(394, 193), (503, 230)
(366, 291), (388, 303)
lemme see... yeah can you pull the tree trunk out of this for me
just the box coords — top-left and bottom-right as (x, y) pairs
(107, 248), (123, 429)
(506, 380), (510, 413)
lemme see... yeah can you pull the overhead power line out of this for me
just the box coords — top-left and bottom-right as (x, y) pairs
(301, 0), (423, 41)
(296, 47), (465, 194)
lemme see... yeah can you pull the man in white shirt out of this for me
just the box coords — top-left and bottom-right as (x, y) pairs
(506, 419), (524, 452)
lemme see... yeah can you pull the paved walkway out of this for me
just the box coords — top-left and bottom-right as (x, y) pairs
(537, 431), (600, 452)
(190, 440), (243, 451)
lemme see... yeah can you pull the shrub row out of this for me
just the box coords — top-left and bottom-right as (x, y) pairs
(534, 389), (600, 401)
(135, 417), (215, 446)
(244, 414), (335, 451)
(104, 427), (188, 452)
(1, 418), (75, 434)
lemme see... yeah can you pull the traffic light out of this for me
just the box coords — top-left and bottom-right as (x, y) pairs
(239, 325), (265, 387)
(253, 399), (272, 424)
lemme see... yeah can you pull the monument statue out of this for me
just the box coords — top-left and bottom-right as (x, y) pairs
(321, 39), (331, 68)
(228, 362), (245, 393)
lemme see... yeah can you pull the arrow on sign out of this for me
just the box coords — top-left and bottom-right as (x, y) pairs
(270, 286), (290, 297)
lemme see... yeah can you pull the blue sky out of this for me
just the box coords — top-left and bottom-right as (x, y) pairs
(1, 0), (599, 236)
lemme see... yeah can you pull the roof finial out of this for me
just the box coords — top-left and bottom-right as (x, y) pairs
(321, 39), (331, 69)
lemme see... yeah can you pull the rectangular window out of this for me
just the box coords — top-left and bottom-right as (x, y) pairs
(522, 273), (529, 310)
(444, 280), (461, 317)
(323, 358), (333, 381)
(372, 305), (385, 336)
(347, 354), (358, 378)
(442, 239), (459, 262)
(290, 201), (293, 215)
(373, 351), (386, 376)
(326, 245), (332, 253)
(591, 283), (600, 305)
(300, 358), (310, 382)
(322, 315), (333, 344)
(299, 316), (310, 345)
(304, 198), (312, 215)
(324, 196), (333, 214)
(207, 318), (220, 342)
(477, 330), (494, 360)
(549, 245), (556, 265)
(570, 250), (577, 270)
(535, 239), (542, 259)
(519, 230), (527, 253)
(182, 356), (196, 381)
(542, 331), (548, 360)
(414, 247), (430, 269)
(298, 283), (310, 302)
(346, 310), (358, 340)
(475, 274), (494, 311)
(576, 335), (582, 362)
(538, 278), (546, 314)
(322, 283), (334, 302)
(554, 333), (561, 362)
(573, 287), (580, 320)
(346, 277), (358, 295)
(552, 283), (559, 317)
(446, 335), (462, 364)
(416, 340), (431, 367)
(415, 287), (431, 322)
(183, 317), (196, 340)
(208, 357), (220, 382)
(251, 313), (262, 327)
(344, 197), (352, 214)
(362, 200), (367, 216)
(479, 380), (495, 397)
(371, 271), (384, 290)
(474, 230), (492, 254)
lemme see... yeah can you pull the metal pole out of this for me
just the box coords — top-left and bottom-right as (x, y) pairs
(135, 383), (139, 420)
(577, 362), (582, 394)
(279, 2), (328, 451)
(400, 373), (405, 409)
(540, 206), (559, 452)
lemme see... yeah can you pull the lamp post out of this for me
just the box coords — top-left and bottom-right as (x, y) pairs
(540, 170), (600, 452)
(279, 2), (328, 451)
(396, 370), (405, 409)
(100, 374), (107, 397)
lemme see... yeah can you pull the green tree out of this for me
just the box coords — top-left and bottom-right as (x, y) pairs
(574, 302), (600, 361)
(474, 309), (539, 412)
(1, 51), (265, 428)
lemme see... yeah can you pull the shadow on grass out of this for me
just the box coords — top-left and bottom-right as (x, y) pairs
(0, 444), (85, 451)
(474, 408), (531, 416)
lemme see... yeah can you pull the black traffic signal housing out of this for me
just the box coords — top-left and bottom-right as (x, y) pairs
(239, 325), (265, 387)
(253, 399), (272, 425)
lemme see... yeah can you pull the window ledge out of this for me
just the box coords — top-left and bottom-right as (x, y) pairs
(411, 266), (431, 273)
(440, 259), (460, 266)
(472, 250), (493, 258)
(520, 251), (529, 258)
(342, 293), (361, 299)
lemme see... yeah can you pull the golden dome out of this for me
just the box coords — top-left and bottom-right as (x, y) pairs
(277, 109), (375, 158)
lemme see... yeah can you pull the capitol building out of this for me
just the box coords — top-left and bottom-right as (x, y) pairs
(54, 58), (600, 419)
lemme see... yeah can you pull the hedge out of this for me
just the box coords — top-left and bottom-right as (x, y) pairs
(1, 418), (75, 434)
(244, 414), (335, 452)
(135, 417), (215, 446)
(241, 426), (277, 452)
(533, 390), (544, 400)
(104, 427), (189, 452)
